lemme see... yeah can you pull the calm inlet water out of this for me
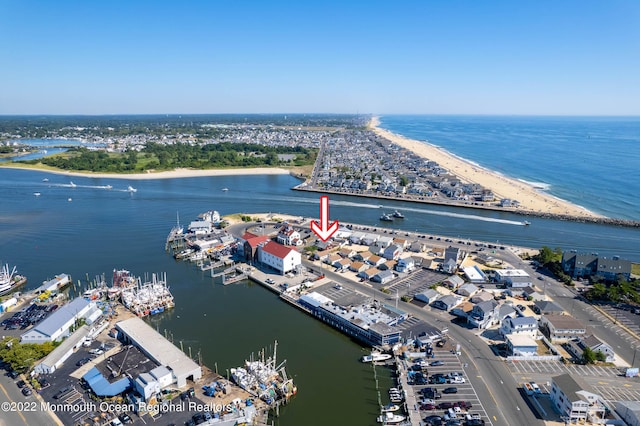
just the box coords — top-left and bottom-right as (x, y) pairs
(1, 160), (639, 425)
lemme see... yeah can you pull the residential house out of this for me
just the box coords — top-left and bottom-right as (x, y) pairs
(326, 254), (342, 265)
(467, 300), (500, 329)
(338, 248), (356, 258)
(520, 286), (546, 301)
(396, 256), (415, 273)
(393, 238), (408, 249)
(258, 241), (302, 275)
(375, 236), (394, 249)
(562, 252), (598, 278)
(565, 335), (615, 363)
(361, 233), (379, 246)
(359, 267), (379, 280)
(372, 270), (395, 284)
(463, 266), (487, 283)
(442, 246), (461, 273)
(506, 334), (538, 357)
(379, 260), (397, 271)
(353, 251), (372, 263)
(409, 240), (426, 253)
(368, 255), (385, 267)
(414, 289), (440, 304)
(333, 258), (351, 271)
(540, 314), (586, 342)
(443, 275), (465, 290)
(456, 283), (479, 297)
(534, 300), (565, 315)
(501, 316), (539, 337)
(470, 291), (494, 304)
(349, 232), (365, 244)
(431, 295), (462, 311)
(550, 374), (606, 424)
(349, 261), (368, 273)
(383, 244), (403, 260)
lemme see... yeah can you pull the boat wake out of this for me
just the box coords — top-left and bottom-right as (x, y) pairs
(518, 179), (551, 191)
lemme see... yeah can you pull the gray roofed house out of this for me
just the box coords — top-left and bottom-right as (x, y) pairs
(470, 291), (494, 304)
(414, 289), (440, 304)
(534, 300), (565, 315)
(616, 400), (640, 426)
(550, 373), (605, 424)
(456, 283), (479, 297)
(431, 295), (462, 311)
(500, 315), (538, 336)
(372, 269), (395, 284)
(21, 297), (95, 344)
(443, 275), (465, 290)
(467, 300), (499, 329)
(540, 314), (586, 342)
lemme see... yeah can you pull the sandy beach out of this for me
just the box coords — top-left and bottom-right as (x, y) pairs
(369, 117), (602, 219)
(0, 165), (291, 180)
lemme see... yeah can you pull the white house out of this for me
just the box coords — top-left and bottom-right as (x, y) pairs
(467, 300), (500, 329)
(375, 236), (394, 248)
(506, 334), (538, 357)
(540, 314), (586, 342)
(414, 289), (440, 304)
(258, 241), (302, 275)
(135, 372), (161, 401)
(500, 316), (538, 337)
(276, 225), (302, 246)
(456, 283), (479, 297)
(463, 266), (486, 283)
(372, 270), (395, 284)
(494, 269), (532, 288)
(550, 374), (606, 424)
(443, 275), (465, 290)
(383, 244), (403, 260)
(395, 256), (415, 273)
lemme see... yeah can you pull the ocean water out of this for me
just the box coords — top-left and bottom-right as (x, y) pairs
(378, 115), (640, 220)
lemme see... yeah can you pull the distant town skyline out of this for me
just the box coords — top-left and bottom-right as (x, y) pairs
(1, 0), (639, 115)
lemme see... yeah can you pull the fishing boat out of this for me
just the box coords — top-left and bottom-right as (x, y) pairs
(0, 264), (27, 296)
(127, 186), (137, 193)
(377, 412), (406, 424)
(379, 213), (394, 222)
(120, 272), (174, 317)
(362, 352), (392, 362)
(392, 210), (405, 219)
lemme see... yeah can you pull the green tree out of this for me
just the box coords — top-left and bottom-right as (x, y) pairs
(595, 351), (607, 362)
(399, 176), (409, 187)
(582, 347), (596, 364)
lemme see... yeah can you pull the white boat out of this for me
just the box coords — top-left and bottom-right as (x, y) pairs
(0, 264), (26, 295)
(42, 178), (49, 182)
(127, 186), (137, 193)
(379, 213), (394, 222)
(68, 198), (72, 202)
(34, 192), (41, 196)
(69, 181), (76, 187)
(381, 404), (400, 412)
(362, 353), (392, 362)
(392, 210), (405, 219)
(221, 188), (229, 192)
(377, 412), (406, 424)
(104, 185), (113, 189)
(523, 221), (531, 226)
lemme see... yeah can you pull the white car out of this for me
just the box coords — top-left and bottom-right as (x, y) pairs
(449, 377), (466, 384)
(89, 348), (104, 356)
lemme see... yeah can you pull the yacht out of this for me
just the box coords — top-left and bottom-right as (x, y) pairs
(392, 210), (405, 219)
(379, 213), (394, 222)
(127, 186), (137, 193)
(362, 353), (392, 362)
(377, 412), (406, 424)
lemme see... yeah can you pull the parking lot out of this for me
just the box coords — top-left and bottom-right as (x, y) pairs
(507, 359), (623, 378)
(1, 302), (58, 335)
(382, 269), (450, 299)
(408, 345), (493, 425)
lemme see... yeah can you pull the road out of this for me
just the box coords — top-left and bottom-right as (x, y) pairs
(0, 372), (58, 426)
(305, 258), (542, 426)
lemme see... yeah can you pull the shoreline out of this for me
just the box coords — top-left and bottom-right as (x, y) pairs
(0, 164), (291, 180)
(368, 116), (603, 220)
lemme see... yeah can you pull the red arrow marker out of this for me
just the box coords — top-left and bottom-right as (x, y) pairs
(310, 196), (339, 242)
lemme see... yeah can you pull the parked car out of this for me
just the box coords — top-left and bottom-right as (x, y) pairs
(16, 380), (26, 388)
(76, 358), (91, 366)
(430, 360), (444, 366)
(118, 413), (133, 424)
(21, 387), (32, 396)
(438, 401), (454, 409)
(443, 387), (458, 394)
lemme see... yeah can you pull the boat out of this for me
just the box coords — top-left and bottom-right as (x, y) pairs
(0, 264), (27, 296)
(392, 210), (405, 219)
(221, 188), (229, 192)
(362, 353), (392, 362)
(69, 181), (76, 187)
(127, 186), (137, 193)
(377, 412), (406, 424)
(42, 178), (49, 182)
(104, 185), (113, 189)
(379, 213), (394, 222)
(381, 404), (400, 412)
(68, 198), (72, 202)
(523, 221), (531, 226)
(34, 192), (41, 197)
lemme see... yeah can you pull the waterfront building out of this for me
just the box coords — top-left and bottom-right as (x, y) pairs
(33, 273), (71, 295)
(241, 233), (271, 263)
(276, 225), (303, 246)
(115, 317), (202, 388)
(33, 325), (91, 374)
(21, 297), (99, 344)
(550, 374), (606, 424)
(562, 251), (632, 281)
(258, 241), (302, 275)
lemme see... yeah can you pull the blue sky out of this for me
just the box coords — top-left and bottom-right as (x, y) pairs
(1, 0), (639, 115)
